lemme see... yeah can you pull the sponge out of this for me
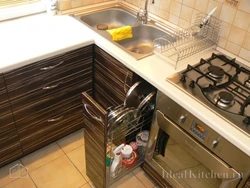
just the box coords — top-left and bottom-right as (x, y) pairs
(107, 25), (133, 41)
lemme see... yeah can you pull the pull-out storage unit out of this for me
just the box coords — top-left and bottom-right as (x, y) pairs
(82, 79), (156, 188)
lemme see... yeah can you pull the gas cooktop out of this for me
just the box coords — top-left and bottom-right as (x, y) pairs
(167, 53), (250, 137)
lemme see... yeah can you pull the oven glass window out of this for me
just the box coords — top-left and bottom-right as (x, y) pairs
(154, 129), (223, 188)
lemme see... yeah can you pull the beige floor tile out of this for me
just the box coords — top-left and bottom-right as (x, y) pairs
(133, 167), (155, 188)
(2, 176), (36, 188)
(57, 129), (85, 153)
(0, 160), (25, 187)
(66, 145), (91, 182)
(80, 182), (92, 188)
(30, 155), (86, 188)
(21, 142), (64, 172)
(109, 172), (146, 188)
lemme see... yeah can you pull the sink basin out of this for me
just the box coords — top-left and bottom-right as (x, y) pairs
(117, 25), (174, 57)
(75, 7), (176, 60)
(80, 9), (137, 30)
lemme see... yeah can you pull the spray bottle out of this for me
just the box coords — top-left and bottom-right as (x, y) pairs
(110, 143), (124, 178)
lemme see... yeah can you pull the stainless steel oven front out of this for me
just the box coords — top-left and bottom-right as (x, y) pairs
(145, 91), (250, 188)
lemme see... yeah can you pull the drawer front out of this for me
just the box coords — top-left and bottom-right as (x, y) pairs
(19, 101), (85, 154)
(82, 92), (107, 188)
(4, 45), (93, 92)
(94, 46), (133, 87)
(12, 72), (92, 129)
(6, 59), (92, 112)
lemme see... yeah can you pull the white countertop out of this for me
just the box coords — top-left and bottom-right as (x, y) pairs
(0, 13), (249, 157)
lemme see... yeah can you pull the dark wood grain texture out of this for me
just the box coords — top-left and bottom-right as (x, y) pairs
(0, 74), (23, 167)
(93, 46), (134, 109)
(82, 92), (108, 188)
(3, 45), (93, 156)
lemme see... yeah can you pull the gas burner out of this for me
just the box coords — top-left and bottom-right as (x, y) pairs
(214, 91), (235, 108)
(208, 65), (225, 79)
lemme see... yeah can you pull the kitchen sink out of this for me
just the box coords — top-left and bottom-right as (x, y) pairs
(117, 25), (175, 58)
(79, 9), (137, 30)
(74, 6), (176, 60)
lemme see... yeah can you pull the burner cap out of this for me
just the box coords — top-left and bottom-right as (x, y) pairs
(208, 65), (225, 79)
(215, 91), (235, 108)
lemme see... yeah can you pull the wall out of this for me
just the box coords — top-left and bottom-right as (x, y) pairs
(124, 0), (250, 62)
(57, 0), (113, 11)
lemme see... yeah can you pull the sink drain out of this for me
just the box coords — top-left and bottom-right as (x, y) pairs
(130, 48), (142, 54)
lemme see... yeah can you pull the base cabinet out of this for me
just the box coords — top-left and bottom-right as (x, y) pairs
(0, 74), (23, 167)
(1, 45), (93, 163)
(83, 46), (156, 188)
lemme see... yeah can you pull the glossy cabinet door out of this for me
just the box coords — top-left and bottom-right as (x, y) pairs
(82, 92), (108, 188)
(0, 74), (23, 167)
(93, 45), (137, 109)
(4, 45), (93, 154)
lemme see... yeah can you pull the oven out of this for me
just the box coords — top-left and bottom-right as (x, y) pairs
(145, 91), (250, 188)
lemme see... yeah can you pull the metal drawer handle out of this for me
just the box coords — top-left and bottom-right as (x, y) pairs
(84, 104), (103, 123)
(124, 71), (129, 93)
(42, 82), (62, 90)
(40, 61), (64, 70)
(47, 115), (64, 122)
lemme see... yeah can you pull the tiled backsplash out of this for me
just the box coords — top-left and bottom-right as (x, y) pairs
(58, 0), (250, 62)
(124, 0), (250, 62)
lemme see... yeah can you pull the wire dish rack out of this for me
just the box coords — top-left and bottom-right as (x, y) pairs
(153, 13), (221, 69)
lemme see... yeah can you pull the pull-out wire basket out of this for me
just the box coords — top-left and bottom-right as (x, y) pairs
(153, 13), (221, 69)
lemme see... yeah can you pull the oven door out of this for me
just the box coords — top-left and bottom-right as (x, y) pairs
(145, 110), (241, 188)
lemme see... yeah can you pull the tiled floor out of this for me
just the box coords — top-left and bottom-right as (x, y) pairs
(0, 129), (156, 188)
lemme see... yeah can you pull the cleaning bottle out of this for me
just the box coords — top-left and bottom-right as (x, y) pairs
(110, 143), (124, 178)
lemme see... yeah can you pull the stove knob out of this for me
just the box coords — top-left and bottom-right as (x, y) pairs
(178, 115), (186, 124)
(243, 116), (250, 125)
(212, 139), (219, 148)
(180, 75), (186, 83)
(189, 80), (195, 88)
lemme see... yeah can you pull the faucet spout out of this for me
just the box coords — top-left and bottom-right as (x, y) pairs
(137, 0), (153, 24)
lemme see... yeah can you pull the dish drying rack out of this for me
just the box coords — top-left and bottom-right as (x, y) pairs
(153, 13), (221, 69)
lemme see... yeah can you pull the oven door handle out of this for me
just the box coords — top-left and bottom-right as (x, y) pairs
(156, 110), (241, 187)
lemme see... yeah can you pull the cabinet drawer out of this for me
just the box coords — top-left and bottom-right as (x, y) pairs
(4, 45), (93, 91)
(94, 46), (133, 86)
(6, 60), (92, 109)
(11, 72), (92, 128)
(19, 103), (84, 153)
(15, 87), (91, 131)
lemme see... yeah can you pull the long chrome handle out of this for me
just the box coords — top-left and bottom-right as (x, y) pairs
(42, 82), (62, 90)
(47, 115), (64, 122)
(40, 61), (64, 70)
(84, 104), (103, 123)
(123, 71), (129, 93)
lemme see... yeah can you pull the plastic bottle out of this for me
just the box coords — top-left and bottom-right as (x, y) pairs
(110, 143), (124, 178)
(46, 0), (57, 15)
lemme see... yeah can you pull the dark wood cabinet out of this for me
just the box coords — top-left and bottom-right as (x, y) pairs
(0, 74), (23, 167)
(83, 46), (156, 188)
(4, 45), (93, 155)
(93, 46), (138, 109)
(82, 92), (107, 188)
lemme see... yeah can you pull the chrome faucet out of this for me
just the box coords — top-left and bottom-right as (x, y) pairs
(137, 0), (154, 24)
